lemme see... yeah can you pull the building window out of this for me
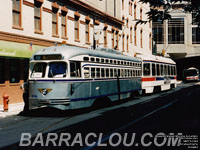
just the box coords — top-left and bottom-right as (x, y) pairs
(85, 20), (90, 44)
(126, 18), (129, 28)
(112, 31), (115, 49)
(130, 27), (133, 43)
(168, 18), (184, 44)
(9, 59), (20, 83)
(104, 27), (107, 47)
(12, 0), (22, 27)
(140, 7), (143, 20)
(127, 35), (129, 52)
(140, 29), (143, 48)
(74, 18), (80, 41)
(0, 58), (5, 84)
(61, 11), (67, 38)
(122, 0), (124, 10)
(134, 25), (137, 46)
(52, 8), (58, 36)
(34, 1), (42, 32)
(192, 27), (200, 44)
(149, 33), (152, 50)
(129, 1), (132, 16)
(153, 21), (164, 44)
(134, 3), (137, 20)
(122, 34), (125, 52)
(115, 31), (119, 49)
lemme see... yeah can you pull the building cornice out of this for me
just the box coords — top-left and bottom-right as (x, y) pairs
(63, 0), (123, 27)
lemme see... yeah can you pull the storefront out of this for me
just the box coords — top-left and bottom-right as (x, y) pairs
(0, 40), (44, 105)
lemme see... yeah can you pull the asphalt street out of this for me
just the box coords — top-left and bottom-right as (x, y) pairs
(0, 82), (199, 150)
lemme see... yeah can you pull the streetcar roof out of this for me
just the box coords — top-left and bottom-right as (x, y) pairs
(186, 67), (198, 70)
(31, 45), (141, 62)
(137, 54), (176, 64)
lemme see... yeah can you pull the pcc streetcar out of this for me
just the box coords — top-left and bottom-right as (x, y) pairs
(28, 46), (142, 110)
(184, 67), (199, 82)
(138, 54), (177, 94)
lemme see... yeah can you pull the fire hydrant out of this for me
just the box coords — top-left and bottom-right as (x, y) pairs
(3, 93), (9, 112)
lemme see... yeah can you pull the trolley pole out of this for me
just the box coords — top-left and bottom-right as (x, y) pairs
(93, 14), (96, 50)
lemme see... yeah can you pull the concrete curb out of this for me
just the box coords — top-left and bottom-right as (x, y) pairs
(0, 102), (24, 118)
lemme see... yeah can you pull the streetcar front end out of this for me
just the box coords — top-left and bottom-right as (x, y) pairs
(28, 54), (71, 110)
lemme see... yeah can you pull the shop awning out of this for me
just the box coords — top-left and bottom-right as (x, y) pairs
(0, 40), (44, 58)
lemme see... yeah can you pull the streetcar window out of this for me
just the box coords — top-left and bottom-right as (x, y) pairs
(171, 66), (173, 76)
(91, 68), (95, 78)
(152, 63), (156, 76)
(101, 68), (105, 77)
(166, 65), (168, 75)
(164, 65), (167, 75)
(96, 58), (100, 62)
(70, 61), (81, 77)
(110, 68), (113, 77)
(114, 69), (117, 77)
(127, 70), (130, 77)
(83, 57), (89, 61)
(168, 65), (171, 76)
(173, 66), (175, 75)
(96, 68), (100, 78)
(125, 70), (128, 77)
(118, 69), (121, 77)
(121, 69), (124, 77)
(130, 69), (132, 77)
(143, 63), (150, 76)
(139, 70), (141, 76)
(31, 63), (47, 78)
(90, 57), (95, 62)
(48, 62), (67, 78)
(161, 64), (164, 76)
(130, 69), (132, 76)
(132, 70), (135, 77)
(156, 64), (160, 76)
(84, 67), (90, 78)
(106, 68), (109, 77)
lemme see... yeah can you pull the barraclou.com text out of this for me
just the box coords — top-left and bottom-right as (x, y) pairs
(20, 132), (182, 147)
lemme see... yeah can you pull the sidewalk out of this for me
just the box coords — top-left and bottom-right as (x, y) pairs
(177, 80), (182, 84)
(0, 102), (24, 118)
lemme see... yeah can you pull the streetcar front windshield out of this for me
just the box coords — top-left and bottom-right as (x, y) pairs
(48, 62), (67, 78)
(31, 62), (47, 78)
(185, 70), (198, 76)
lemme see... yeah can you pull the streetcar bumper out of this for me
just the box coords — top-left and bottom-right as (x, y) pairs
(29, 98), (70, 110)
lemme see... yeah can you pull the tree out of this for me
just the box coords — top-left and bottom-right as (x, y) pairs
(138, 0), (200, 26)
